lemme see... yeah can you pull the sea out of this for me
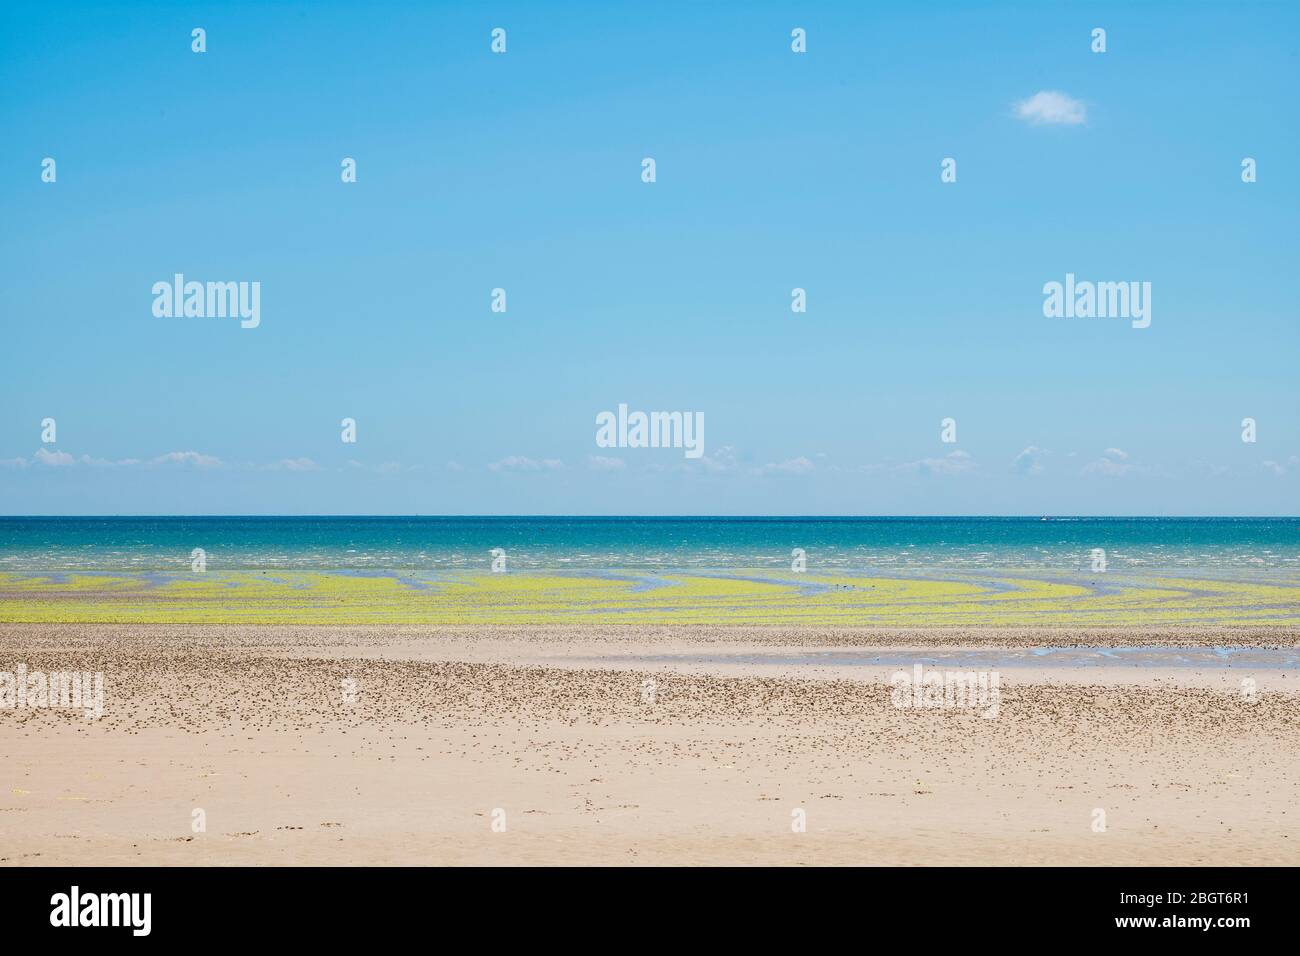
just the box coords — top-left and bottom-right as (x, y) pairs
(2, 516), (1298, 573)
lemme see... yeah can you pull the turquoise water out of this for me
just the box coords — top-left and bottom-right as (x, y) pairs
(2, 516), (1298, 572)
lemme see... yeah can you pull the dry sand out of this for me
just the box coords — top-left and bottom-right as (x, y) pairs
(2, 624), (1297, 866)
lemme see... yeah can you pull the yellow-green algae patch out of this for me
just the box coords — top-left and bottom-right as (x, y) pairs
(0, 569), (1297, 627)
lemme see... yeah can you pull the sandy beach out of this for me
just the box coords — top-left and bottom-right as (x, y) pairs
(2, 623), (1296, 866)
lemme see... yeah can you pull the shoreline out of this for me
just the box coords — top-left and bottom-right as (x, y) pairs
(5, 621), (1299, 647)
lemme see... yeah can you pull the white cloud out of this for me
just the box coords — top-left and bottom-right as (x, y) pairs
(151, 450), (222, 468)
(4, 448), (223, 469)
(757, 456), (815, 476)
(489, 456), (564, 473)
(269, 457), (319, 472)
(1014, 90), (1086, 126)
(344, 459), (407, 474)
(700, 445), (737, 474)
(904, 450), (975, 476)
(1261, 456), (1298, 476)
(1013, 445), (1045, 476)
(587, 455), (626, 471)
(1084, 447), (1137, 476)
(34, 447), (76, 466)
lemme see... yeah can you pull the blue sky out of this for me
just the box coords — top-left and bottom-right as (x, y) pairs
(2, 0), (1297, 515)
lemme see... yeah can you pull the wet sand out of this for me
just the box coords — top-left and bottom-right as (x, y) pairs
(2, 624), (1297, 865)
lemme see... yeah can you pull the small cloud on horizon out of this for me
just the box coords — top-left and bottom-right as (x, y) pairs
(1084, 447), (1138, 477)
(699, 445), (738, 474)
(863, 450), (976, 477)
(3, 448), (223, 469)
(757, 456), (815, 476)
(910, 449), (976, 476)
(488, 455), (565, 473)
(149, 450), (222, 468)
(1013, 445), (1046, 476)
(268, 457), (319, 472)
(34, 448), (77, 467)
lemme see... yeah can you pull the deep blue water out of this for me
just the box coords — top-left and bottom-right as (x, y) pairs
(1, 516), (1298, 572)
